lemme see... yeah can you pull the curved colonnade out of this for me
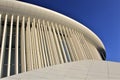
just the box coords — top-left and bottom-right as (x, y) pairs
(0, 1), (105, 78)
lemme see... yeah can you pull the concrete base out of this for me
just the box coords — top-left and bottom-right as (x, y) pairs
(1, 60), (120, 80)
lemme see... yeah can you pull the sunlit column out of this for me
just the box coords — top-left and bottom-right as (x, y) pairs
(34, 19), (41, 68)
(33, 19), (39, 69)
(67, 28), (79, 61)
(47, 21), (58, 65)
(0, 14), (8, 78)
(21, 16), (27, 72)
(43, 21), (53, 66)
(31, 21), (37, 69)
(42, 20), (49, 66)
(42, 20), (50, 66)
(51, 22), (62, 64)
(7, 15), (14, 76)
(27, 18), (34, 70)
(75, 32), (86, 59)
(62, 27), (74, 61)
(54, 24), (67, 63)
(15, 16), (20, 74)
(65, 27), (76, 61)
(37, 19), (44, 68)
(0, 14), (2, 44)
(45, 21), (54, 66)
(39, 21), (47, 67)
(72, 30), (85, 60)
(26, 24), (30, 70)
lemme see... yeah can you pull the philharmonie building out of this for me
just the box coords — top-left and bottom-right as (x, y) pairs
(0, 1), (120, 80)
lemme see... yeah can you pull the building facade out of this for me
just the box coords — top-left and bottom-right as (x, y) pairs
(0, 1), (106, 79)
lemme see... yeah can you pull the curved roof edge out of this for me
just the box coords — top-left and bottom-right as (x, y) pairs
(0, 1), (106, 53)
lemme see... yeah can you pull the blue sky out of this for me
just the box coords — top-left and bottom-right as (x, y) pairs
(21, 0), (120, 62)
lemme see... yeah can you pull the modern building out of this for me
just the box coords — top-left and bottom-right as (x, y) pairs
(0, 1), (119, 80)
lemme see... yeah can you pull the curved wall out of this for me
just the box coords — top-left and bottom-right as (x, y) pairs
(0, 1), (106, 78)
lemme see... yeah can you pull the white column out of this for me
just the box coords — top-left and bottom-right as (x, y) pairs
(32, 19), (39, 69)
(27, 18), (33, 70)
(55, 24), (67, 63)
(37, 19), (44, 68)
(37, 20), (46, 67)
(78, 34), (90, 59)
(46, 21), (57, 65)
(67, 28), (79, 61)
(0, 14), (8, 78)
(43, 21), (52, 66)
(21, 16), (26, 72)
(35, 21), (41, 68)
(75, 32), (86, 59)
(45, 21), (55, 66)
(41, 20), (49, 66)
(15, 16), (19, 74)
(63, 27), (75, 61)
(59, 25), (71, 62)
(71, 30), (83, 60)
(7, 15), (14, 76)
(0, 14), (2, 44)
(31, 22), (36, 69)
(51, 22), (62, 64)
(25, 25), (30, 70)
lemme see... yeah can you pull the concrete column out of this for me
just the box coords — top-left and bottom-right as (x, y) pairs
(21, 16), (26, 72)
(55, 24), (67, 63)
(15, 16), (19, 74)
(51, 22), (62, 64)
(63, 27), (75, 61)
(0, 14), (8, 78)
(37, 19), (44, 68)
(7, 15), (14, 76)
(59, 25), (71, 62)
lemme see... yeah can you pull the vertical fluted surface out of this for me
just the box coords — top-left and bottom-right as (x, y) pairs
(0, 14), (102, 78)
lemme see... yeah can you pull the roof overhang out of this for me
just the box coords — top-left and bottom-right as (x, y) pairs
(0, 1), (106, 57)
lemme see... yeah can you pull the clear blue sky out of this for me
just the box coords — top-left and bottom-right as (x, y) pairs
(20, 0), (120, 62)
